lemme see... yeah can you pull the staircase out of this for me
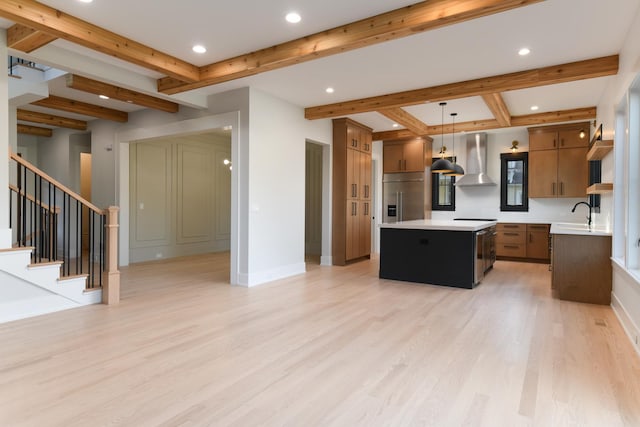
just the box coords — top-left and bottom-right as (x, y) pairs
(1, 150), (119, 324)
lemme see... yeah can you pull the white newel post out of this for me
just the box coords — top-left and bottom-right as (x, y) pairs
(103, 206), (120, 304)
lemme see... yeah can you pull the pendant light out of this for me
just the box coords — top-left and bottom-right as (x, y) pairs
(432, 102), (454, 174)
(445, 112), (465, 176)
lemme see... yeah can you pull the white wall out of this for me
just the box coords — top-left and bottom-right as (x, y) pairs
(429, 129), (591, 223)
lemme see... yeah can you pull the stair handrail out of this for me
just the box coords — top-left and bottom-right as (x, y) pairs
(8, 148), (120, 305)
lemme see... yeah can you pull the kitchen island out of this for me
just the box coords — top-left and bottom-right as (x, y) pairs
(379, 219), (496, 289)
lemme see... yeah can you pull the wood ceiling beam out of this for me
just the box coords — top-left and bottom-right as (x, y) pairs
(481, 93), (511, 126)
(31, 95), (128, 123)
(7, 23), (57, 52)
(372, 107), (596, 140)
(0, 0), (200, 83)
(377, 108), (430, 136)
(306, 55), (618, 120)
(157, 0), (545, 94)
(17, 109), (87, 130)
(66, 75), (179, 113)
(18, 124), (52, 137)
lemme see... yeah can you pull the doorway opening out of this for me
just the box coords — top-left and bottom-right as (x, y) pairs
(305, 141), (323, 265)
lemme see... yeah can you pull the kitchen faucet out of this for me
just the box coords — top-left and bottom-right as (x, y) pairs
(571, 201), (593, 227)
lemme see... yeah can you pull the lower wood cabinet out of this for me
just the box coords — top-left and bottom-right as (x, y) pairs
(552, 233), (612, 304)
(496, 223), (550, 261)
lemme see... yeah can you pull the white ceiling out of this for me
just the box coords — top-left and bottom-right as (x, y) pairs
(4, 0), (640, 133)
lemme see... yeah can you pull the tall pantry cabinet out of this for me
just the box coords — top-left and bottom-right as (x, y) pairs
(332, 118), (372, 265)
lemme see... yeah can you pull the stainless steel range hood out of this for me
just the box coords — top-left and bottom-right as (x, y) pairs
(454, 132), (496, 187)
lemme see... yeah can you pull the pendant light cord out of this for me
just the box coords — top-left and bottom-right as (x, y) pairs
(440, 102), (446, 157)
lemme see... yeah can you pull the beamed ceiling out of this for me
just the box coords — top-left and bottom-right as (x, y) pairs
(2, 0), (639, 138)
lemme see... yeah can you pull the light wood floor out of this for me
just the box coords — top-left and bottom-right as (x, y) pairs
(1, 254), (639, 426)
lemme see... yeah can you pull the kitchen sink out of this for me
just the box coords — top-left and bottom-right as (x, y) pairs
(551, 222), (610, 235)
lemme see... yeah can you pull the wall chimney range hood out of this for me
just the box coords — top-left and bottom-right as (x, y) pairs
(454, 133), (496, 187)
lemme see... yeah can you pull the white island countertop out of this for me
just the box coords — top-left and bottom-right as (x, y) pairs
(380, 219), (497, 232)
(550, 222), (612, 236)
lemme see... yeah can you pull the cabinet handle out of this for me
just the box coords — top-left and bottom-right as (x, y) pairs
(552, 182), (556, 195)
(560, 138), (564, 147)
(560, 182), (564, 195)
(529, 233), (533, 243)
(365, 185), (369, 198)
(553, 138), (556, 148)
(364, 203), (369, 216)
(403, 159), (406, 170)
(504, 232), (519, 236)
(504, 225), (519, 228)
(352, 202), (357, 216)
(398, 160), (402, 170)
(352, 184), (356, 198)
(504, 245), (520, 249)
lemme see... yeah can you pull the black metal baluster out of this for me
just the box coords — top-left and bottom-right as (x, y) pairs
(89, 212), (94, 288)
(76, 201), (80, 276)
(100, 214), (104, 288)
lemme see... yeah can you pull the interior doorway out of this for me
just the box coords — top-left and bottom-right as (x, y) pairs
(305, 141), (323, 264)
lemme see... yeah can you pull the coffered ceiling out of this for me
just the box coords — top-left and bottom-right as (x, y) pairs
(2, 0), (639, 139)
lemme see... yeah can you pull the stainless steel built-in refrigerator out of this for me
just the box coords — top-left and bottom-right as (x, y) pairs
(382, 171), (427, 223)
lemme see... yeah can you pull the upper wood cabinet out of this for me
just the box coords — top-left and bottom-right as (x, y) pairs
(333, 118), (373, 265)
(528, 123), (589, 198)
(383, 139), (429, 173)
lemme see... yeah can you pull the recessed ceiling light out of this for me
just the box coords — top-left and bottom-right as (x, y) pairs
(392, 123), (399, 128)
(286, 12), (301, 23)
(519, 47), (531, 56)
(77, 0), (93, 3)
(99, 95), (109, 100)
(530, 105), (539, 111)
(192, 45), (207, 54)
(325, 87), (334, 94)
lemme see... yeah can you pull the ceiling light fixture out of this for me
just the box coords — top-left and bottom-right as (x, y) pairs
(392, 123), (399, 128)
(192, 45), (207, 54)
(511, 140), (519, 152)
(77, 0), (93, 3)
(432, 102), (454, 174)
(99, 95), (109, 100)
(325, 87), (334, 94)
(285, 12), (301, 23)
(518, 47), (530, 56)
(530, 105), (539, 111)
(579, 129), (586, 139)
(445, 113), (465, 177)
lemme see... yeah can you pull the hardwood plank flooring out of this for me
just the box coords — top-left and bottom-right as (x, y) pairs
(1, 254), (639, 426)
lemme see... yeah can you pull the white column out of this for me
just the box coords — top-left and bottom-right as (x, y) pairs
(0, 30), (11, 247)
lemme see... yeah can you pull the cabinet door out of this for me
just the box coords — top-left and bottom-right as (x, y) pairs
(558, 147), (588, 197)
(383, 144), (404, 173)
(346, 148), (358, 199)
(345, 201), (360, 260)
(558, 129), (588, 148)
(526, 230), (549, 259)
(529, 130), (557, 151)
(360, 153), (371, 201)
(360, 130), (372, 153)
(529, 150), (558, 197)
(403, 141), (425, 172)
(360, 201), (371, 257)
(347, 125), (359, 150)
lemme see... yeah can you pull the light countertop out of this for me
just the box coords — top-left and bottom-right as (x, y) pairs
(550, 222), (612, 236)
(380, 219), (497, 232)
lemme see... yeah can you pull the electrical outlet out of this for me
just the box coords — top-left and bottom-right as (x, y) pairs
(155, 253), (162, 259)
(636, 335), (639, 346)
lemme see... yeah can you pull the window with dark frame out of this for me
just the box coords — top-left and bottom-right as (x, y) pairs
(431, 157), (456, 211)
(500, 152), (528, 212)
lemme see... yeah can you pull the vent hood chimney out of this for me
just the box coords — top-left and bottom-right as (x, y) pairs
(454, 133), (496, 187)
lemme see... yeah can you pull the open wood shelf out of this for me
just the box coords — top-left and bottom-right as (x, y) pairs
(587, 140), (613, 160)
(587, 183), (613, 194)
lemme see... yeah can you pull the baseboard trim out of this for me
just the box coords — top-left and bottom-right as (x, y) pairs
(236, 262), (306, 288)
(611, 292), (640, 358)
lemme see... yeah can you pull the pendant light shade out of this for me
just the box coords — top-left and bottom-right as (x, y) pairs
(445, 112), (465, 177)
(432, 102), (454, 174)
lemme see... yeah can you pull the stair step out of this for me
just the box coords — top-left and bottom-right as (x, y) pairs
(28, 261), (64, 269)
(0, 246), (34, 254)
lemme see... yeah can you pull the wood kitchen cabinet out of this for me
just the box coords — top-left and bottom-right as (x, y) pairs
(526, 224), (550, 260)
(383, 139), (427, 173)
(528, 123), (589, 198)
(333, 118), (373, 265)
(552, 233), (612, 304)
(496, 223), (550, 261)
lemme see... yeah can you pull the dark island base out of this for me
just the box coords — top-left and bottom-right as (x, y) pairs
(379, 228), (477, 289)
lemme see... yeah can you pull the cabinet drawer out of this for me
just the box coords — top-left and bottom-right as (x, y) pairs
(497, 231), (525, 244)
(527, 224), (550, 232)
(496, 243), (526, 258)
(497, 223), (525, 232)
